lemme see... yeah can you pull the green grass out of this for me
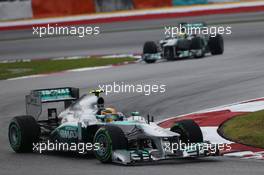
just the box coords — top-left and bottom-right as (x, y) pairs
(0, 57), (135, 80)
(221, 110), (264, 148)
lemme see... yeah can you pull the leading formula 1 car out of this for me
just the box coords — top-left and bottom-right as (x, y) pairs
(8, 87), (219, 165)
(142, 22), (224, 63)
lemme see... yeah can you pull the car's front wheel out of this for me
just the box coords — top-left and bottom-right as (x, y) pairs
(143, 41), (158, 63)
(170, 119), (203, 143)
(191, 37), (205, 58)
(164, 46), (175, 60)
(93, 126), (127, 163)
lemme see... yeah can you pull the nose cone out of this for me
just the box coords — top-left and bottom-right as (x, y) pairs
(141, 123), (179, 137)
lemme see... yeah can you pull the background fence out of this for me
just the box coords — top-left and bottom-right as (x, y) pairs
(0, 0), (260, 20)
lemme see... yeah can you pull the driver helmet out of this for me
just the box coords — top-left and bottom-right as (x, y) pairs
(178, 31), (187, 38)
(101, 108), (119, 122)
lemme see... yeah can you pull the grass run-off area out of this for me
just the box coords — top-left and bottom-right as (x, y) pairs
(221, 110), (264, 148)
(0, 57), (135, 80)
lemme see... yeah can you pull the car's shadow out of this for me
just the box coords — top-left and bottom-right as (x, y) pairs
(140, 54), (216, 65)
(40, 151), (95, 160)
(116, 157), (222, 167)
(37, 151), (222, 166)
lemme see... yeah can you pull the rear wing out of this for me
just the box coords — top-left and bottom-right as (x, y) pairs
(180, 22), (207, 28)
(25, 87), (79, 119)
(31, 87), (79, 103)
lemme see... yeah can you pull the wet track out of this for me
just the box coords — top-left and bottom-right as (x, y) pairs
(0, 12), (264, 175)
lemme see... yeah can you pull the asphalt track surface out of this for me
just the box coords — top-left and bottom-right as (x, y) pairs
(0, 12), (264, 60)
(1, 12), (264, 175)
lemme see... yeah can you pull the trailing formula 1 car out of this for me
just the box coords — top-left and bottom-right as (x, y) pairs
(8, 87), (219, 165)
(142, 22), (224, 63)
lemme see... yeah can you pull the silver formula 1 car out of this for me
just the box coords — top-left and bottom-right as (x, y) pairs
(142, 22), (224, 63)
(8, 87), (219, 165)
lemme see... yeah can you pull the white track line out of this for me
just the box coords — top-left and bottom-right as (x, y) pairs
(67, 65), (112, 72)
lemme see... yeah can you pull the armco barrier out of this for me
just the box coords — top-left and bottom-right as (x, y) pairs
(1, 0), (264, 31)
(0, 1), (33, 20)
(32, 0), (95, 18)
(132, 0), (172, 9)
(173, 0), (208, 6)
(208, 0), (240, 2)
(1, 0), (263, 21)
(95, 0), (133, 12)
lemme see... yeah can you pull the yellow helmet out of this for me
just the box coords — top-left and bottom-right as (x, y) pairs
(101, 108), (117, 115)
(101, 108), (118, 123)
(178, 31), (186, 36)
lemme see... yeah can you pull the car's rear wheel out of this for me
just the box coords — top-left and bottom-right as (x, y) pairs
(209, 34), (224, 55)
(93, 126), (127, 163)
(143, 41), (158, 63)
(8, 115), (40, 153)
(170, 119), (203, 143)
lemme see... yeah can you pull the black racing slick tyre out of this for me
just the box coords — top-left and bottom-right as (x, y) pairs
(143, 41), (158, 63)
(8, 115), (40, 153)
(93, 126), (127, 163)
(191, 37), (205, 58)
(143, 41), (158, 54)
(170, 119), (203, 143)
(209, 34), (224, 55)
(164, 46), (175, 60)
(177, 39), (191, 51)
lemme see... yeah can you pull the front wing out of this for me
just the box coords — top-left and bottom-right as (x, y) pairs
(111, 142), (219, 165)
